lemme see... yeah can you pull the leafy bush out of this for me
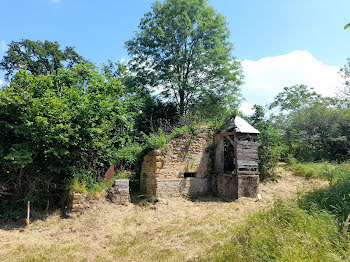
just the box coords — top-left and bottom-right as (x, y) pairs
(257, 122), (287, 180)
(0, 64), (134, 213)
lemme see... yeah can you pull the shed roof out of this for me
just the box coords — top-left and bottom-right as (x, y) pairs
(234, 116), (260, 134)
(224, 116), (260, 134)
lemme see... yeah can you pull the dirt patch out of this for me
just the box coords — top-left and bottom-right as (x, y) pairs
(0, 173), (328, 262)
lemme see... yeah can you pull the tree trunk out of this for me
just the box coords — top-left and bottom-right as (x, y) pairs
(179, 89), (185, 115)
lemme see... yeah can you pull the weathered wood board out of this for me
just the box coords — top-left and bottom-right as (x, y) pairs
(214, 136), (224, 173)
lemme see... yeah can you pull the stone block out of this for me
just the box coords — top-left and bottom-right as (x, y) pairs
(115, 180), (129, 187)
(154, 149), (162, 155)
(156, 162), (163, 168)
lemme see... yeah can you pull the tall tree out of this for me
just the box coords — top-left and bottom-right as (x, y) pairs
(269, 85), (321, 113)
(0, 39), (86, 80)
(125, 0), (242, 115)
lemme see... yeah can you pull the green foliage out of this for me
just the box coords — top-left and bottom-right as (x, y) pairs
(287, 162), (350, 182)
(68, 175), (115, 195)
(134, 96), (179, 135)
(249, 104), (265, 126)
(0, 39), (86, 80)
(142, 125), (191, 152)
(269, 84), (321, 113)
(298, 176), (350, 228)
(257, 122), (287, 180)
(290, 162), (350, 227)
(126, 0), (242, 115)
(207, 201), (345, 262)
(0, 64), (134, 212)
(268, 85), (350, 162)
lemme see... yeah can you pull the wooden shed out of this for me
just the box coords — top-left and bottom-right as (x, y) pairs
(212, 116), (260, 199)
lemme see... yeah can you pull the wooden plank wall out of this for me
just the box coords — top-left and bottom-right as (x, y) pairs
(235, 134), (259, 175)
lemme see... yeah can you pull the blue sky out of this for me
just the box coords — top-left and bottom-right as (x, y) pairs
(1, 0), (350, 113)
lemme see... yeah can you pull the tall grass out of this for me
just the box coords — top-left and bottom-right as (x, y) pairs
(298, 175), (350, 229)
(288, 161), (350, 183)
(205, 162), (350, 261)
(289, 161), (350, 225)
(205, 201), (346, 262)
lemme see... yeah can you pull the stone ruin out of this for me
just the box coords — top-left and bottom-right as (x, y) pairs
(107, 179), (130, 204)
(141, 127), (212, 198)
(71, 179), (130, 214)
(140, 116), (260, 200)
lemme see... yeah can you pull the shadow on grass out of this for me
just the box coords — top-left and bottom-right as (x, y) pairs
(188, 195), (233, 202)
(0, 207), (68, 231)
(130, 192), (235, 207)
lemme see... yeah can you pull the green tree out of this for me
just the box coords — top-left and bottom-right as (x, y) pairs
(250, 104), (265, 126)
(125, 0), (242, 115)
(0, 39), (86, 80)
(101, 60), (180, 134)
(269, 84), (321, 113)
(268, 85), (350, 162)
(0, 64), (134, 212)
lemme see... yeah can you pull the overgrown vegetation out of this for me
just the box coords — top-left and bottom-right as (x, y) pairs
(0, 64), (135, 216)
(205, 162), (350, 261)
(0, 0), (246, 217)
(1, 0), (350, 230)
(288, 161), (350, 182)
(206, 201), (345, 262)
(245, 82), (350, 178)
(296, 162), (350, 227)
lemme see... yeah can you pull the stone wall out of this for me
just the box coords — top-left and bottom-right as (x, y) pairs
(141, 126), (213, 197)
(156, 178), (208, 198)
(211, 173), (238, 199)
(211, 174), (259, 200)
(236, 175), (259, 198)
(140, 126), (260, 200)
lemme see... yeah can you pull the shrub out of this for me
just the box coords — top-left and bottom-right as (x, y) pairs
(0, 64), (134, 213)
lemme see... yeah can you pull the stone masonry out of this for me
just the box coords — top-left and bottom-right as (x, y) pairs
(107, 179), (130, 205)
(140, 126), (213, 198)
(140, 118), (260, 200)
(71, 179), (130, 214)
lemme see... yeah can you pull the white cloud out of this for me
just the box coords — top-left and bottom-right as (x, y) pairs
(0, 40), (7, 52)
(51, 0), (61, 3)
(240, 50), (344, 107)
(239, 103), (254, 115)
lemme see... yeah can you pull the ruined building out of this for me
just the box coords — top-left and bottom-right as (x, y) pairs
(140, 116), (260, 199)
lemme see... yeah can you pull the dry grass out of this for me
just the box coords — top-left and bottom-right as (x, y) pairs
(0, 172), (327, 262)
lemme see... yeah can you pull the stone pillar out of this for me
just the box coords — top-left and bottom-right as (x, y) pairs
(140, 149), (165, 196)
(237, 175), (259, 198)
(107, 179), (130, 205)
(71, 192), (88, 213)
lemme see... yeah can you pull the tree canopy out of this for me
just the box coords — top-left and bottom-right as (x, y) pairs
(0, 64), (134, 209)
(125, 0), (242, 115)
(0, 39), (86, 80)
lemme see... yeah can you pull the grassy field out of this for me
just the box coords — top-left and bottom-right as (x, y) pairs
(205, 162), (350, 262)
(0, 172), (325, 262)
(204, 201), (347, 262)
(287, 161), (350, 182)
